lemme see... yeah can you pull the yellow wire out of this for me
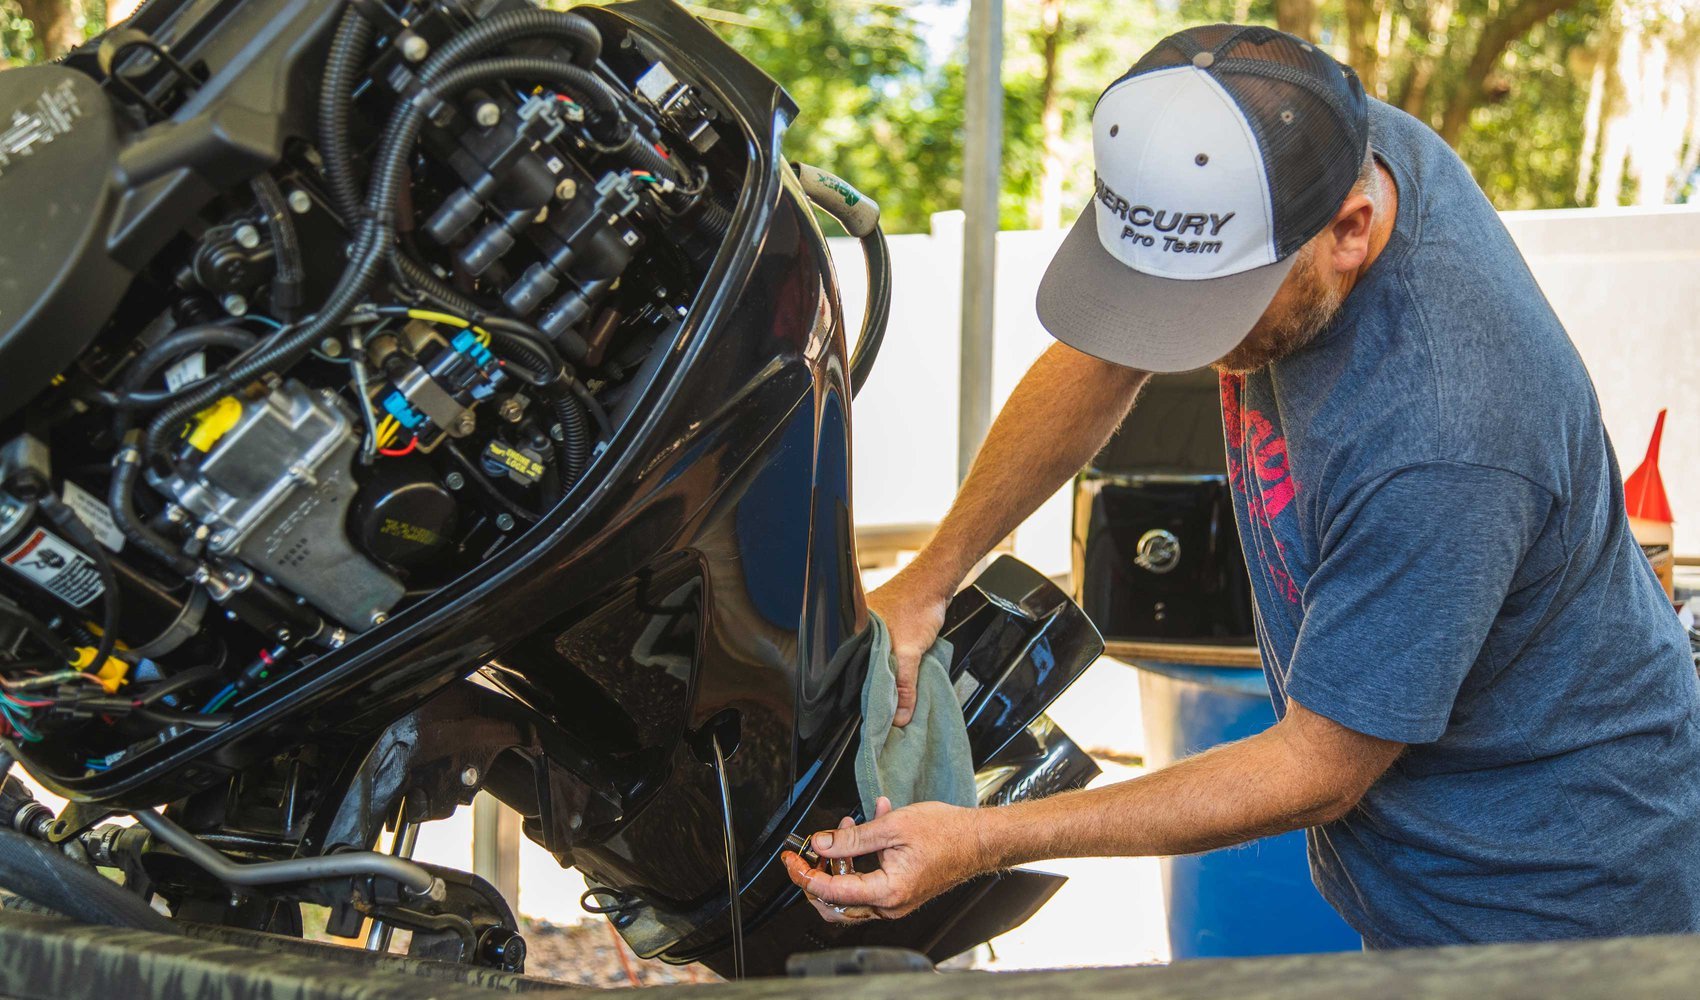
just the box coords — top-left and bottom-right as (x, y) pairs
(405, 309), (491, 346)
(377, 415), (398, 447)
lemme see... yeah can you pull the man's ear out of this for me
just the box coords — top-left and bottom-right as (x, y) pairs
(1324, 192), (1376, 274)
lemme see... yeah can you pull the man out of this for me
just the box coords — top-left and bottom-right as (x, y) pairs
(782, 24), (1700, 948)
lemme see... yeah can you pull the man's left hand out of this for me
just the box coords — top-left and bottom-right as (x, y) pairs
(779, 797), (989, 922)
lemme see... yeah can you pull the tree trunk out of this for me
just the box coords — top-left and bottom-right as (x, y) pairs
(1033, 0), (1067, 231)
(1436, 0), (1587, 145)
(1274, 0), (1320, 43)
(1595, 19), (1639, 207)
(1344, 0), (1382, 97)
(1574, 41), (1609, 204)
(15, 0), (84, 60)
(1393, 0), (1455, 123)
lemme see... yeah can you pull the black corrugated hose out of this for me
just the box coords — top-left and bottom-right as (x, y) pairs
(0, 826), (176, 931)
(318, 5), (375, 223)
(419, 8), (601, 79)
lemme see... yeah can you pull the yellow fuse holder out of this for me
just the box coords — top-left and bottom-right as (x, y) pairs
(70, 646), (130, 694)
(484, 441), (544, 484)
(186, 396), (244, 452)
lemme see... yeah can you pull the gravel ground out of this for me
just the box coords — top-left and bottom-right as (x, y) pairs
(519, 917), (721, 988)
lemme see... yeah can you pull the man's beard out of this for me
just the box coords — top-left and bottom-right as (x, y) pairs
(1212, 246), (1345, 376)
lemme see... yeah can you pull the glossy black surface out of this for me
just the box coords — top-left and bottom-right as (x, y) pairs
(13, 0), (1112, 966)
(1073, 371), (1255, 643)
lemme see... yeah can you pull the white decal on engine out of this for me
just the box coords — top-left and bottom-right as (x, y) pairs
(0, 79), (85, 178)
(61, 480), (125, 553)
(3, 527), (103, 607)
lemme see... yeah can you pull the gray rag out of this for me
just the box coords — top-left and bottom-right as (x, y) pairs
(854, 612), (977, 816)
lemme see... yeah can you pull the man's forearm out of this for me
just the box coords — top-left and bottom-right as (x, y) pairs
(903, 343), (1148, 600)
(976, 706), (1399, 867)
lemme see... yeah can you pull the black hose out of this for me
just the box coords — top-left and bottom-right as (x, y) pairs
(549, 391), (590, 489)
(103, 325), (257, 434)
(418, 8), (601, 80)
(0, 602), (77, 666)
(35, 498), (121, 671)
(394, 248), (590, 365)
(849, 225), (892, 399)
(145, 52), (616, 461)
(0, 827), (177, 932)
(133, 663), (219, 706)
(141, 219), (386, 460)
(318, 5), (375, 223)
(565, 376), (612, 442)
(431, 55), (623, 143)
(251, 174), (305, 320)
(619, 130), (690, 186)
(109, 448), (195, 576)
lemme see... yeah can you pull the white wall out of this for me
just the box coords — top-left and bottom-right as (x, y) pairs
(839, 205), (1700, 575)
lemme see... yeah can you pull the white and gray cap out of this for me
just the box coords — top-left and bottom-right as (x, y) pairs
(1036, 24), (1370, 372)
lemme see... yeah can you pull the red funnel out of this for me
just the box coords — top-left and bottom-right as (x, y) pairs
(1624, 409), (1674, 524)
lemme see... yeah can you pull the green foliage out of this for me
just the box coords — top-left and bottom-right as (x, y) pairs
(7, 0), (1673, 225)
(691, 0), (964, 233)
(1454, 3), (1604, 209)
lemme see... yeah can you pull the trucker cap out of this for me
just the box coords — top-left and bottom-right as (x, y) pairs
(1036, 24), (1370, 372)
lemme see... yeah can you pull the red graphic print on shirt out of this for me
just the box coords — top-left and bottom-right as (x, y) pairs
(1221, 372), (1303, 604)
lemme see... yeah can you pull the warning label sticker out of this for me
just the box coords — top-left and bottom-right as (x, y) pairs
(3, 527), (104, 607)
(61, 480), (125, 552)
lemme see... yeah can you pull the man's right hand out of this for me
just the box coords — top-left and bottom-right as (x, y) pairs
(865, 569), (950, 727)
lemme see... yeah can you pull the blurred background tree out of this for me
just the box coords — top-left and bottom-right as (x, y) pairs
(11, 0), (1693, 227)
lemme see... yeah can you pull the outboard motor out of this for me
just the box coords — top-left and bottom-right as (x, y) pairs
(0, 0), (1102, 977)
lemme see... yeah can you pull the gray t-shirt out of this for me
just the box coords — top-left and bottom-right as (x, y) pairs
(1223, 100), (1700, 948)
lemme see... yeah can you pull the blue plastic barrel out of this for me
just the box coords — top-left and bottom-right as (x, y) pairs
(1135, 658), (1363, 959)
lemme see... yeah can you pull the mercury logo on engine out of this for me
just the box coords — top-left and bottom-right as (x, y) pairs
(0, 79), (84, 178)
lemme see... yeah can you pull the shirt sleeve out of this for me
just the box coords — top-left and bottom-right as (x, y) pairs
(1283, 461), (1555, 744)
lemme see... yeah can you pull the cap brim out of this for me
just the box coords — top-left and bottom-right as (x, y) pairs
(1036, 207), (1297, 373)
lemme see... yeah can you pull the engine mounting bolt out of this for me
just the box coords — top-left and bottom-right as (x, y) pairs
(549, 423), (565, 443)
(444, 471), (465, 491)
(193, 525), (211, 541)
(453, 411), (478, 436)
(401, 34), (430, 63)
(328, 627), (348, 648)
(319, 337), (344, 358)
(370, 611), (388, 627)
(475, 102), (501, 128)
(497, 398), (525, 422)
(461, 766), (480, 787)
(234, 224), (262, 249)
(222, 293), (248, 317)
(166, 504), (189, 524)
(287, 189), (312, 214)
(555, 178), (578, 202)
(495, 513), (516, 532)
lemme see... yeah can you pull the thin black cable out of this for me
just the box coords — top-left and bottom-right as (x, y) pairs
(250, 174), (305, 319)
(0, 602), (76, 666)
(33, 498), (121, 672)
